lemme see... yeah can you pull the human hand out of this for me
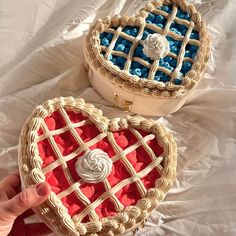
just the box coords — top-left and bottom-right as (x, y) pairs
(0, 172), (51, 236)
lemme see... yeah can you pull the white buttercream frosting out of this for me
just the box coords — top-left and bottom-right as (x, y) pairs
(76, 149), (112, 183)
(143, 33), (170, 60)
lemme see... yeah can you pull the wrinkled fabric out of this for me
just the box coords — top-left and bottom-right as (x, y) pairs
(0, 0), (236, 235)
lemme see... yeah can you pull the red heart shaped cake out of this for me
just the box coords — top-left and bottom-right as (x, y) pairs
(18, 97), (177, 235)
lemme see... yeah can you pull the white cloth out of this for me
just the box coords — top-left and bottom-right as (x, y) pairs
(0, 0), (236, 235)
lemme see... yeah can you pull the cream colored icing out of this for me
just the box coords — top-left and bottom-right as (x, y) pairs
(143, 33), (170, 60)
(76, 149), (112, 183)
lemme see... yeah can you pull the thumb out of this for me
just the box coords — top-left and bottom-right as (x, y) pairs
(2, 182), (51, 219)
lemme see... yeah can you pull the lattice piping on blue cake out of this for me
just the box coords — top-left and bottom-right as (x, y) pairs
(98, 2), (201, 85)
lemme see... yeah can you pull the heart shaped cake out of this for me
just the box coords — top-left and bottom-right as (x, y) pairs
(18, 97), (177, 235)
(84, 0), (210, 116)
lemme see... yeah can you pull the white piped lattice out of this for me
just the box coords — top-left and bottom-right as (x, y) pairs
(38, 105), (164, 222)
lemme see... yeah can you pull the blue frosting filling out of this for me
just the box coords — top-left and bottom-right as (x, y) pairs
(184, 44), (199, 59)
(170, 22), (188, 36)
(129, 61), (150, 78)
(166, 36), (182, 55)
(100, 32), (114, 46)
(174, 78), (182, 85)
(181, 61), (193, 74)
(114, 37), (132, 53)
(160, 56), (177, 71)
(176, 7), (191, 20)
(160, 5), (172, 14)
(98, 3), (200, 85)
(154, 71), (170, 82)
(141, 28), (156, 40)
(122, 26), (139, 37)
(110, 55), (126, 70)
(190, 30), (200, 40)
(146, 13), (167, 28)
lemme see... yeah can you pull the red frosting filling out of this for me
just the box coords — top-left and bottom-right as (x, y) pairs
(37, 110), (163, 220)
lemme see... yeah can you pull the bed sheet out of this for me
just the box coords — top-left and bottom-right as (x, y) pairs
(0, 0), (236, 235)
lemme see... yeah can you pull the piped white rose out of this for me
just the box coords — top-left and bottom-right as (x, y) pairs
(76, 149), (112, 183)
(143, 33), (170, 60)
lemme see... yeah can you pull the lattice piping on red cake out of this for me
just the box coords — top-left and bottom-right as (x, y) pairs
(99, 3), (199, 82)
(38, 119), (91, 142)
(59, 108), (124, 216)
(19, 97), (178, 235)
(40, 114), (99, 221)
(38, 107), (164, 223)
(72, 157), (164, 223)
